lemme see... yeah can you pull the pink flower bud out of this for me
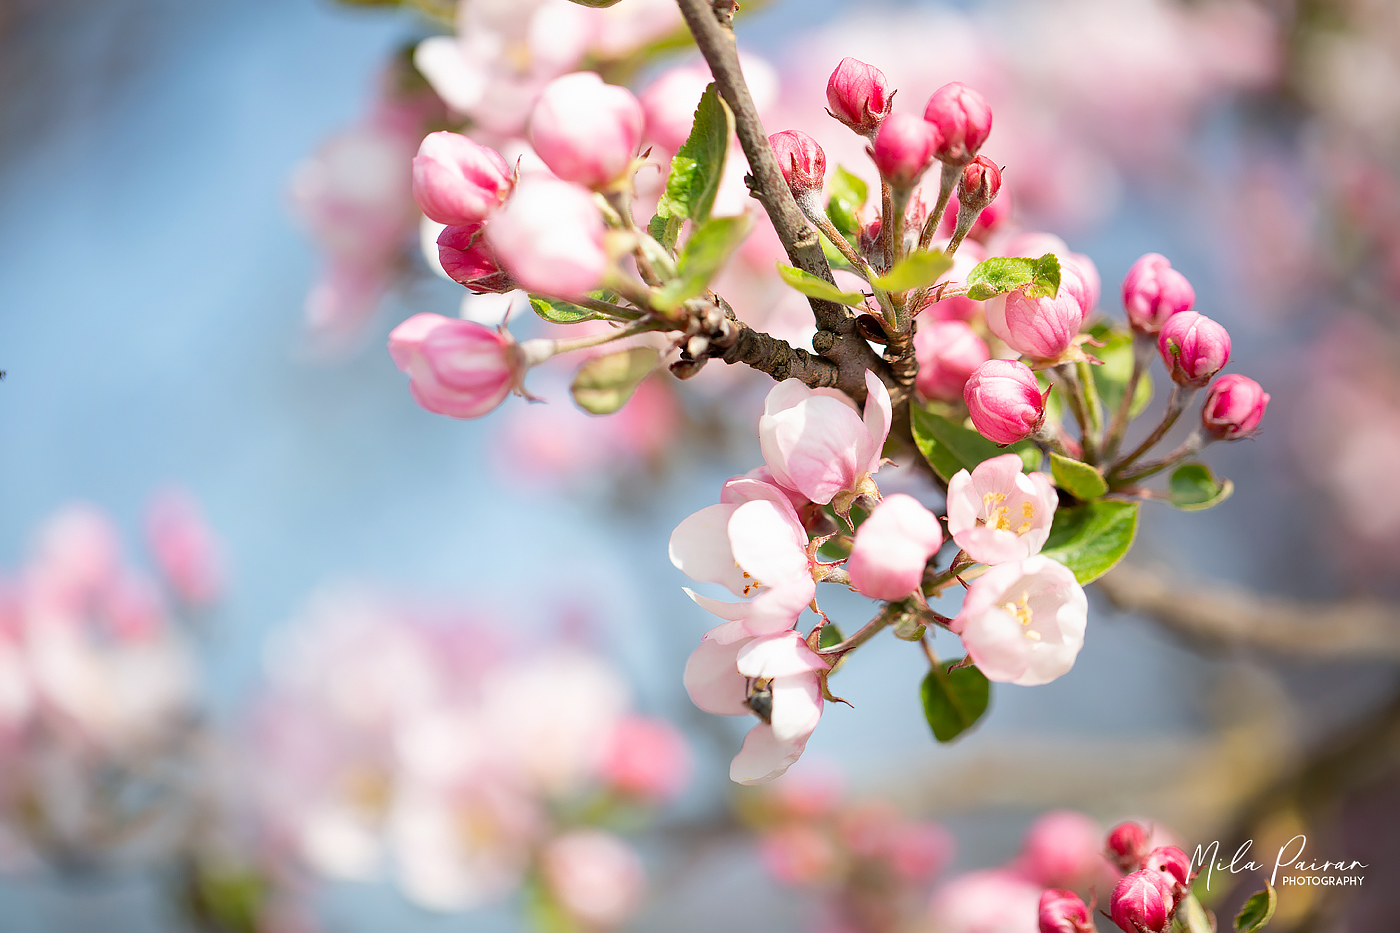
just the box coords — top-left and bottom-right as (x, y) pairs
(411, 131), (513, 226)
(145, 489), (223, 606)
(923, 81), (993, 165)
(1110, 870), (1175, 933)
(986, 287), (1085, 361)
(436, 223), (516, 293)
(825, 57), (892, 137)
(914, 319), (990, 401)
(485, 176), (607, 300)
(1157, 311), (1231, 387)
(600, 715), (692, 802)
(388, 313), (524, 419)
(1143, 846), (1192, 888)
(1039, 889), (1095, 933)
(1201, 373), (1268, 440)
(964, 359), (1046, 445)
(1107, 821), (1151, 872)
(640, 67), (709, 153)
(530, 72), (645, 189)
(1123, 253), (1195, 333)
(871, 112), (939, 189)
(1020, 810), (1105, 889)
(845, 494), (944, 601)
(957, 154), (1002, 213)
(769, 130), (826, 195)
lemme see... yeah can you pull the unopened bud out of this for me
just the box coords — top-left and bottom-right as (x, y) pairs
(963, 359), (1046, 445)
(388, 314), (525, 420)
(826, 57), (892, 138)
(770, 130), (827, 198)
(1106, 821), (1150, 873)
(1123, 253), (1195, 334)
(1201, 373), (1268, 440)
(924, 81), (993, 166)
(411, 131), (513, 226)
(913, 319), (989, 402)
(871, 112), (938, 189)
(1157, 311), (1231, 387)
(531, 72), (644, 190)
(1039, 889), (1095, 933)
(1143, 846), (1192, 888)
(436, 223), (515, 293)
(1110, 870), (1175, 933)
(958, 155), (1002, 213)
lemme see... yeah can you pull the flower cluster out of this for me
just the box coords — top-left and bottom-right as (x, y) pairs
(252, 587), (689, 925)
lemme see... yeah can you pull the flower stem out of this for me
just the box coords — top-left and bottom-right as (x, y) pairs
(1102, 331), (1153, 461)
(1112, 429), (1209, 486)
(817, 604), (896, 658)
(1053, 363), (1098, 464)
(1110, 384), (1199, 476)
(917, 162), (960, 252)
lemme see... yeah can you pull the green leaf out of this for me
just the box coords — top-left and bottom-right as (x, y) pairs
(910, 405), (1029, 482)
(871, 250), (955, 293)
(1049, 451), (1108, 500)
(817, 623), (844, 649)
(1233, 884), (1277, 933)
(1174, 893), (1214, 933)
(570, 348), (659, 415)
(1040, 500), (1139, 584)
(921, 661), (991, 743)
(965, 253), (1061, 301)
(1089, 324), (1153, 419)
(653, 214), (753, 310)
(1168, 462), (1234, 511)
(776, 263), (867, 306)
(529, 295), (598, 325)
(650, 83), (732, 251)
(826, 165), (868, 242)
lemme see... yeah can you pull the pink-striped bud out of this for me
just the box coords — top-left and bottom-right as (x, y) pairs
(1039, 889), (1095, 933)
(914, 319), (990, 401)
(1123, 253), (1195, 334)
(530, 72), (644, 190)
(964, 359), (1046, 445)
(770, 130), (827, 194)
(485, 176), (607, 300)
(987, 286), (1085, 361)
(1157, 311), (1231, 387)
(1143, 846), (1192, 888)
(924, 82), (993, 165)
(1107, 821), (1150, 873)
(1110, 870), (1175, 933)
(436, 223), (515, 293)
(388, 313), (524, 419)
(871, 112), (939, 189)
(958, 154), (1002, 214)
(825, 57), (892, 137)
(1201, 373), (1269, 439)
(411, 131), (513, 226)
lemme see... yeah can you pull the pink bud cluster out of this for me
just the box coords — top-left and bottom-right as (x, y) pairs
(1100, 821), (1197, 933)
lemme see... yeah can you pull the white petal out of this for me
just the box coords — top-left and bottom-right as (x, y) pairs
(668, 503), (745, 595)
(729, 500), (808, 585)
(729, 723), (809, 785)
(736, 632), (827, 680)
(765, 675), (823, 744)
(683, 637), (750, 716)
(860, 370), (893, 473)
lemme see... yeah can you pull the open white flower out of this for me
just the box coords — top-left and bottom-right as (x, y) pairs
(951, 556), (1086, 686)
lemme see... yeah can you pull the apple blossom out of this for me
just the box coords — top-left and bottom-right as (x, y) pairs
(1123, 253), (1195, 333)
(540, 830), (645, 929)
(1143, 845), (1192, 888)
(388, 313), (526, 419)
(845, 494), (944, 601)
(770, 129), (827, 196)
(1039, 889), (1095, 933)
(951, 556), (1087, 686)
(945, 454), (1056, 564)
(484, 175), (608, 300)
(683, 631), (828, 784)
(436, 223), (516, 293)
(957, 154), (1002, 214)
(759, 371), (892, 507)
(530, 72), (645, 190)
(1202, 373), (1269, 439)
(923, 81), (993, 165)
(599, 715), (691, 802)
(1157, 311), (1231, 387)
(1107, 821), (1151, 873)
(986, 285), (1085, 361)
(826, 56), (892, 137)
(1018, 810), (1105, 889)
(914, 319), (990, 401)
(640, 66), (710, 153)
(871, 112), (939, 189)
(411, 131), (513, 226)
(145, 488), (223, 606)
(964, 360), (1047, 445)
(1110, 869), (1175, 933)
(929, 869), (1042, 933)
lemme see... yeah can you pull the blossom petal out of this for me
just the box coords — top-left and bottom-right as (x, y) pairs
(736, 632), (828, 679)
(668, 503), (745, 595)
(765, 675), (823, 744)
(729, 500), (809, 586)
(683, 637), (751, 716)
(729, 723), (809, 785)
(860, 369), (893, 473)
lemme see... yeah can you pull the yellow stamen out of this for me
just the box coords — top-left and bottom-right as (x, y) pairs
(1001, 592), (1038, 640)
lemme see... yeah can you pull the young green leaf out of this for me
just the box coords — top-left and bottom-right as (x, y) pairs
(776, 263), (867, 306)
(1233, 884), (1277, 933)
(529, 296), (598, 325)
(652, 214), (753, 310)
(1168, 462), (1234, 511)
(649, 83), (733, 251)
(570, 347), (659, 415)
(1040, 500), (1139, 584)
(1049, 451), (1108, 500)
(921, 661), (991, 743)
(817, 623), (845, 649)
(826, 165), (868, 243)
(965, 253), (1061, 301)
(910, 405), (1031, 482)
(871, 250), (955, 293)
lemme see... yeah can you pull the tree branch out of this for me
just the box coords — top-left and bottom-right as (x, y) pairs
(671, 294), (841, 387)
(1096, 562), (1400, 662)
(673, 0), (887, 400)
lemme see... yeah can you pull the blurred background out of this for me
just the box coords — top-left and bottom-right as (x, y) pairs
(1, 0), (1398, 930)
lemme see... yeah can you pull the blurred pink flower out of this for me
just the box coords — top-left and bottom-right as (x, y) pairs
(541, 830), (646, 929)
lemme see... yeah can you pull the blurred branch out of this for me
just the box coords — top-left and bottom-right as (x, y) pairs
(1096, 562), (1400, 662)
